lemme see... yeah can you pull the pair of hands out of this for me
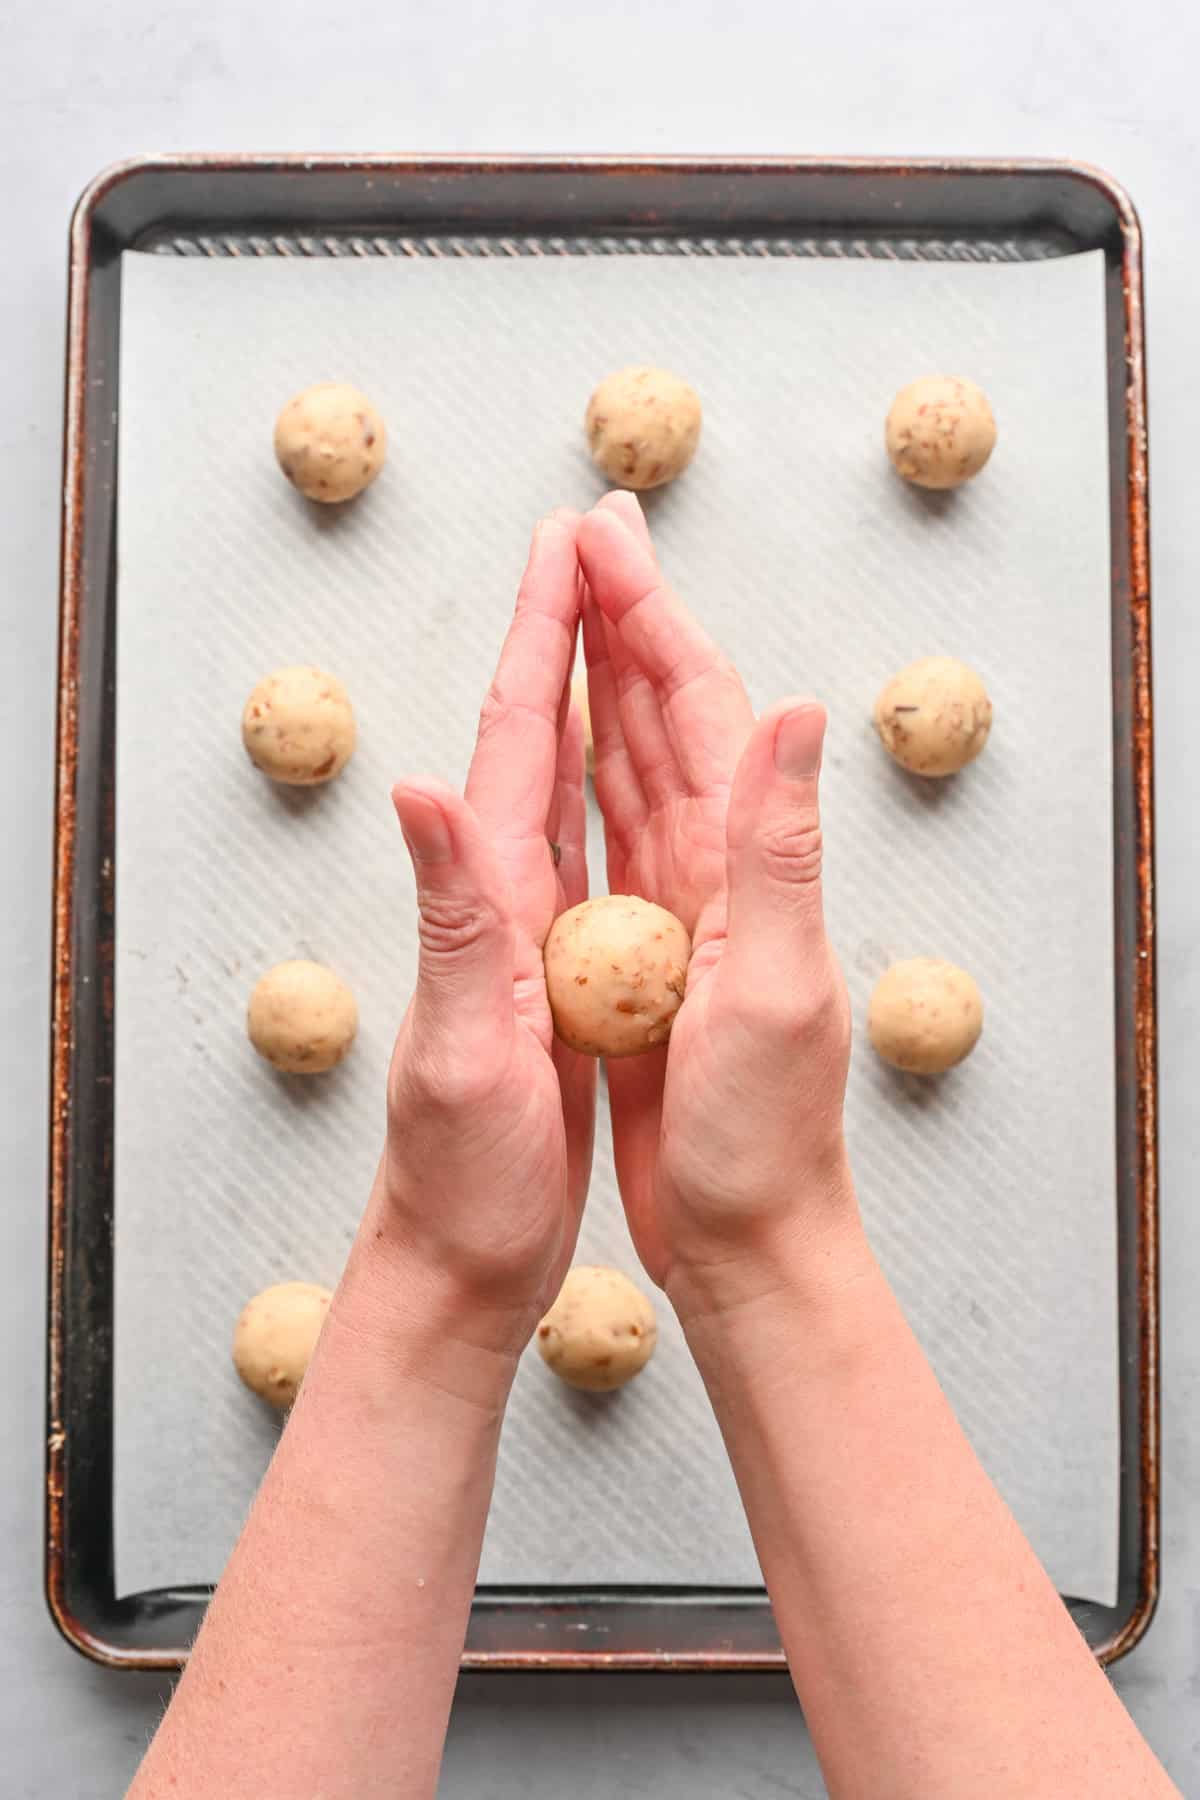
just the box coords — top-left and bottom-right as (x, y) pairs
(381, 492), (855, 1356)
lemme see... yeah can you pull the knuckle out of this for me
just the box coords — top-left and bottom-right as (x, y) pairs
(417, 894), (501, 960)
(476, 682), (509, 742)
(756, 815), (824, 888)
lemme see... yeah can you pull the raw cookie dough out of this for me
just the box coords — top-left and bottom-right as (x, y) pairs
(232, 1280), (332, 1409)
(571, 673), (594, 775)
(544, 895), (690, 1057)
(885, 375), (996, 489)
(873, 656), (992, 778)
(585, 366), (702, 490)
(536, 1265), (657, 1392)
(242, 664), (357, 786)
(247, 960), (358, 1074)
(868, 958), (984, 1075)
(273, 381), (387, 502)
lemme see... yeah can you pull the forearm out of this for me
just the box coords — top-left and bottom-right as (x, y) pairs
(131, 1208), (516, 1800)
(675, 1213), (1176, 1800)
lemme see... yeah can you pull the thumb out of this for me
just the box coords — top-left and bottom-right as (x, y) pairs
(723, 700), (829, 995)
(392, 779), (515, 1053)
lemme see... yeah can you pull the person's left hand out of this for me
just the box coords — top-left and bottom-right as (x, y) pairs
(366, 512), (595, 1357)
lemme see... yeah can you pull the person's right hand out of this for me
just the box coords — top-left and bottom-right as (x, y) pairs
(577, 494), (862, 1314)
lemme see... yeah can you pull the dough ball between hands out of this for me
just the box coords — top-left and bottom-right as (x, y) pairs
(873, 656), (992, 777)
(571, 674), (595, 775)
(536, 1266), (657, 1392)
(585, 366), (702, 490)
(274, 381), (387, 502)
(247, 960), (358, 1074)
(544, 896), (691, 1058)
(232, 1281), (332, 1409)
(885, 376), (996, 489)
(868, 958), (983, 1075)
(242, 665), (357, 786)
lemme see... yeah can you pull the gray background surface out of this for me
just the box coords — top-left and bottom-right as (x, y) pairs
(3, 2), (1198, 1793)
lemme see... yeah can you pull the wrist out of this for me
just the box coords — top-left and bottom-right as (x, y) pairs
(671, 1220), (888, 1407)
(325, 1200), (534, 1420)
(666, 1163), (876, 1334)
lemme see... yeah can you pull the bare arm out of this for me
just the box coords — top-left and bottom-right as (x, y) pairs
(130, 512), (595, 1799)
(681, 1240), (1175, 1799)
(129, 1230), (519, 1799)
(578, 494), (1176, 1800)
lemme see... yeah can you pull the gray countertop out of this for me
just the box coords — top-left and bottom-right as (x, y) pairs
(4, 3), (1198, 1793)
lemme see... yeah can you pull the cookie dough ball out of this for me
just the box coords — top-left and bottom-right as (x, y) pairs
(571, 673), (594, 775)
(232, 1280), (332, 1409)
(274, 381), (387, 502)
(873, 656), (992, 778)
(544, 895), (690, 1058)
(242, 665), (357, 786)
(536, 1266), (657, 1392)
(585, 366), (702, 490)
(868, 958), (983, 1075)
(885, 376), (996, 489)
(247, 960), (358, 1074)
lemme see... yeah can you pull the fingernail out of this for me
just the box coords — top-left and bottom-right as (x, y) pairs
(591, 501), (635, 536)
(398, 790), (453, 863)
(774, 706), (825, 778)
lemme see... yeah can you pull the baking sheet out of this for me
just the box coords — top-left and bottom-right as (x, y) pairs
(113, 246), (1118, 1604)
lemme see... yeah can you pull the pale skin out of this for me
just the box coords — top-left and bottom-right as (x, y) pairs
(129, 499), (1176, 1800)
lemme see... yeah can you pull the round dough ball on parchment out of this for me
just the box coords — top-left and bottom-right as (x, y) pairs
(274, 381), (387, 502)
(247, 960), (358, 1074)
(885, 375), (996, 490)
(242, 664), (357, 787)
(873, 656), (992, 778)
(868, 958), (983, 1075)
(571, 673), (594, 775)
(585, 366), (702, 490)
(232, 1280), (332, 1409)
(536, 1266), (657, 1392)
(544, 895), (690, 1058)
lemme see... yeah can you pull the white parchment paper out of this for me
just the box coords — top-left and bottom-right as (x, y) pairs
(114, 246), (1118, 1604)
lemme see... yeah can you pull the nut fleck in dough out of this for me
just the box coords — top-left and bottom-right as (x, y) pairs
(536, 1266), (657, 1392)
(868, 958), (983, 1075)
(873, 656), (992, 778)
(232, 1281), (332, 1409)
(242, 665), (357, 786)
(544, 895), (690, 1058)
(571, 673), (594, 775)
(585, 366), (702, 490)
(885, 375), (996, 489)
(274, 381), (387, 502)
(247, 960), (358, 1074)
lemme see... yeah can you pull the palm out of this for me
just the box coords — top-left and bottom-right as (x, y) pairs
(610, 791), (728, 938)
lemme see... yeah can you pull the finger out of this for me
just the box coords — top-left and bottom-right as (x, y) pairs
(465, 512), (581, 841)
(722, 700), (829, 993)
(581, 585), (647, 881)
(392, 779), (515, 1053)
(595, 486), (656, 554)
(601, 599), (688, 810)
(548, 705), (589, 911)
(577, 505), (754, 793)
